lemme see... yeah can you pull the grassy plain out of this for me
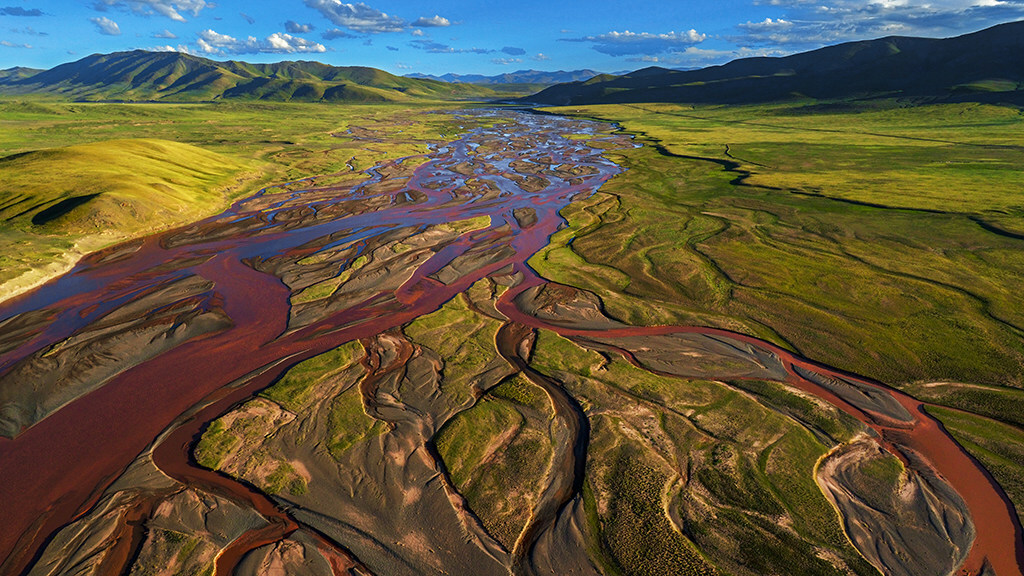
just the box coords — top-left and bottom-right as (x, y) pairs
(535, 101), (1024, 390)
(0, 98), (484, 300)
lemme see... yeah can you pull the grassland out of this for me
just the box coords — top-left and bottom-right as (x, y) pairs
(406, 293), (557, 550)
(260, 341), (364, 413)
(528, 329), (876, 576)
(0, 98), (489, 300)
(433, 378), (554, 551)
(404, 291), (506, 409)
(533, 101), (1024, 391)
(525, 101), (1024, 572)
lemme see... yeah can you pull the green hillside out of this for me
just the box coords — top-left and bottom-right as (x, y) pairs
(0, 50), (497, 102)
(1, 138), (248, 232)
(0, 138), (251, 296)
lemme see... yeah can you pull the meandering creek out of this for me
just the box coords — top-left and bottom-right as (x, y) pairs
(0, 110), (1020, 576)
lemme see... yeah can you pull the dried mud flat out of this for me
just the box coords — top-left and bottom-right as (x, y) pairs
(0, 110), (1021, 576)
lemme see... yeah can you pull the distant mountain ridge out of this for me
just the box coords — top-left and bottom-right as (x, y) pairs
(405, 69), (600, 85)
(527, 20), (1024, 105)
(0, 50), (496, 102)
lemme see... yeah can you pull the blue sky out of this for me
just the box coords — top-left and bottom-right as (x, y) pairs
(2, 0), (1023, 74)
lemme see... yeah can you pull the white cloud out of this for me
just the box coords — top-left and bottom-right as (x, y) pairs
(92, 0), (210, 23)
(303, 0), (406, 33)
(412, 15), (450, 27)
(410, 28), (424, 36)
(152, 29), (177, 38)
(151, 43), (194, 53)
(565, 29), (708, 56)
(491, 57), (522, 65)
(533, 53), (551, 61)
(0, 40), (33, 48)
(90, 16), (122, 35)
(740, 0), (1024, 47)
(741, 17), (794, 31)
(196, 29), (327, 55)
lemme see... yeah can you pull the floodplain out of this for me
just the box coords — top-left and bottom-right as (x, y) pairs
(0, 97), (1022, 576)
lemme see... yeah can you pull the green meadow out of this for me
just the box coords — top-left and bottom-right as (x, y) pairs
(530, 99), (1024, 530)
(0, 98), (483, 299)
(534, 101), (1024, 391)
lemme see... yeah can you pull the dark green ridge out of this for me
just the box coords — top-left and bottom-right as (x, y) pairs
(526, 20), (1024, 105)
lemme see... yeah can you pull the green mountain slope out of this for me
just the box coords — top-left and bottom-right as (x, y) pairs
(528, 20), (1024, 105)
(0, 137), (253, 297)
(0, 50), (497, 102)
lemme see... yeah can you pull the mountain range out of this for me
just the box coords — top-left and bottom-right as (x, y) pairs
(0, 50), (497, 102)
(3, 20), (1023, 106)
(527, 20), (1024, 106)
(405, 69), (600, 85)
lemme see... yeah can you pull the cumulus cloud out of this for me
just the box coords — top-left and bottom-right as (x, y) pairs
(412, 15), (450, 27)
(410, 28), (424, 36)
(739, 17), (794, 33)
(492, 57), (522, 65)
(1, 6), (44, 16)
(152, 28), (177, 38)
(532, 53), (551, 61)
(304, 0), (406, 33)
(739, 0), (1024, 47)
(92, 0), (211, 22)
(0, 39), (33, 48)
(501, 46), (526, 56)
(90, 16), (122, 35)
(151, 43), (194, 53)
(196, 28), (327, 55)
(564, 29), (708, 56)
(285, 20), (314, 33)
(409, 39), (492, 54)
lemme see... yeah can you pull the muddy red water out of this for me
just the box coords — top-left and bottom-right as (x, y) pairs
(0, 110), (1020, 576)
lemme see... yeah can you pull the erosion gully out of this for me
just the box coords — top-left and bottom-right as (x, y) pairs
(0, 110), (1020, 576)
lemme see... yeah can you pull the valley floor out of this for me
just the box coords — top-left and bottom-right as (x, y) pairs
(0, 99), (1022, 576)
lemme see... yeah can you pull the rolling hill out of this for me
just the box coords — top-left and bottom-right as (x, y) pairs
(527, 20), (1024, 105)
(0, 50), (497, 102)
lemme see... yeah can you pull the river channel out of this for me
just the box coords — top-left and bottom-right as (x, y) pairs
(0, 110), (1020, 576)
